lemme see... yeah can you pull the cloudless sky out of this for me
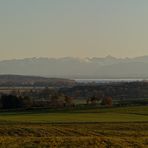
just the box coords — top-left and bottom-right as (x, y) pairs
(0, 0), (148, 59)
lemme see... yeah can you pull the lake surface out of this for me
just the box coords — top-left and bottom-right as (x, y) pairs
(75, 79), (147, 83)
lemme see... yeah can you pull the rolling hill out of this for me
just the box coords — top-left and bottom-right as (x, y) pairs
(0, 75), (76, 87)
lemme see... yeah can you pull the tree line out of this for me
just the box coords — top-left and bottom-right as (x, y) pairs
(60, 82), (148, 100)
(0, 87), (112, 109)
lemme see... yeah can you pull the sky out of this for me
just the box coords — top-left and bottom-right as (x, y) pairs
(0, 0), (148, 60)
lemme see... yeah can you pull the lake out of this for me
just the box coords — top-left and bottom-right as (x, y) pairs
(75, 79), (147, 83)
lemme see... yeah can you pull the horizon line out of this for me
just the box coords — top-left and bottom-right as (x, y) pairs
(1, 55), (148, 61)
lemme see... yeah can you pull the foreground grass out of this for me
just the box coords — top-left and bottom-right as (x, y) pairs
(0, 122), (148, 147)
(0, 106), (148, 147)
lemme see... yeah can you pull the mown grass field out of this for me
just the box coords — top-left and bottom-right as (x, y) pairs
(1, 122), (148, 147)
(0, 105), (148, 123)
(1, 106), (148, 147)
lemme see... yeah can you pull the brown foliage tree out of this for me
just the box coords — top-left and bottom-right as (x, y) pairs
(101, 96), (112, 107)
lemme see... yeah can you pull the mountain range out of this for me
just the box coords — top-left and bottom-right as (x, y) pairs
(0, 56), (148, 79)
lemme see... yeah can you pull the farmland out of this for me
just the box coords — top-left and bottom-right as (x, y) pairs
(1, 122), (148, 147)
(1, 106), (148, 123)
(0, 106), (148, 147)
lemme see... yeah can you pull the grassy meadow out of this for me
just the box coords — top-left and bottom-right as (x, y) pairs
(1, 122), (148, 147)
(1, 106), (148, 123)
(1, 106), (148, 147)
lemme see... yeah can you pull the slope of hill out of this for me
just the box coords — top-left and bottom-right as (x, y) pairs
(0, 75), (76, 87)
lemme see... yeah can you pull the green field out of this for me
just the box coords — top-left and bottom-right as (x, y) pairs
(1, 106), (148, 147)
(0, 106), (148, 123)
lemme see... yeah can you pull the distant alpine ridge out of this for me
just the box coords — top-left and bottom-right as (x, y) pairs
(1, 56), (148, 78)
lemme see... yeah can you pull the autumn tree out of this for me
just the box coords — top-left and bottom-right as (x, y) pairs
(101, 96), (113, 107)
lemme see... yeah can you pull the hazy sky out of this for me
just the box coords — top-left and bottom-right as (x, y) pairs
(0, 0), (148, 59)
